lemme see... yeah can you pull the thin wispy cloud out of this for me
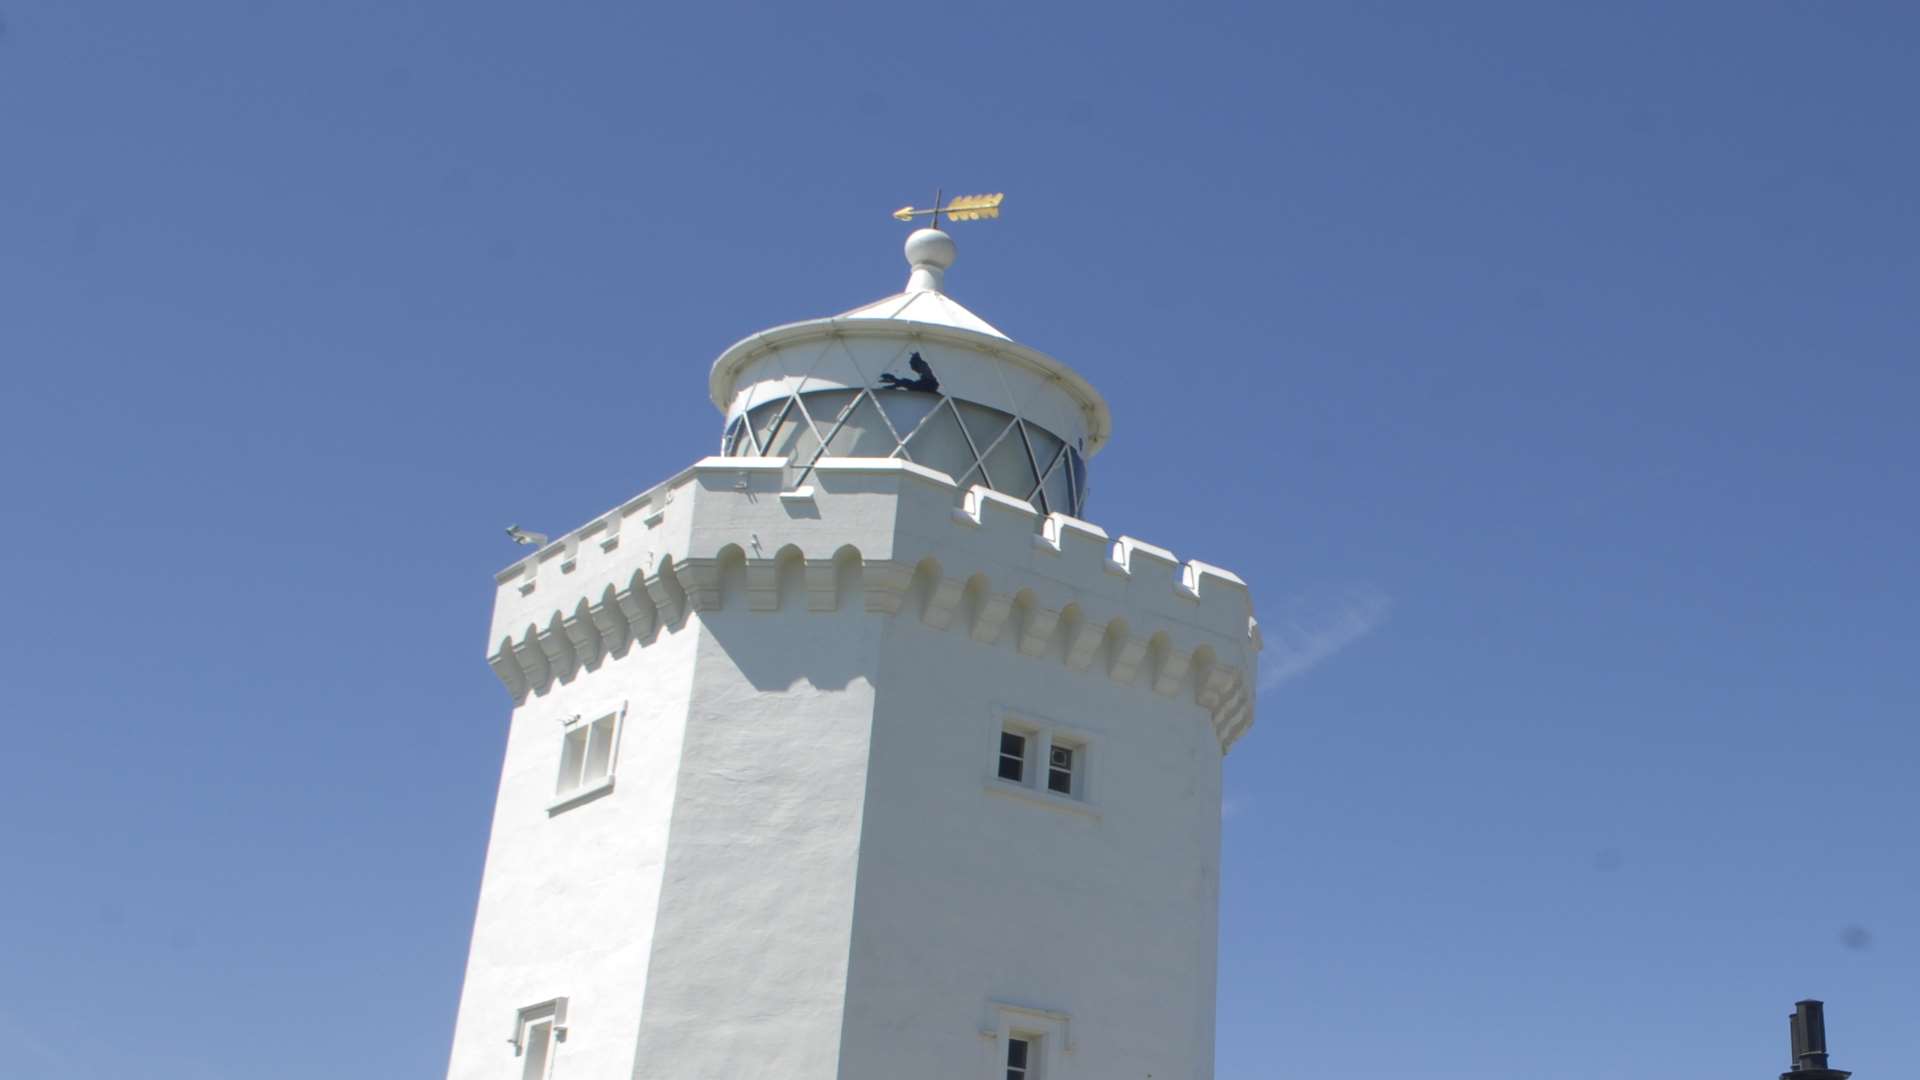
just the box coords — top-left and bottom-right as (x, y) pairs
(1257, 583), (1391, 692)
(0, 1011), (82, 1077)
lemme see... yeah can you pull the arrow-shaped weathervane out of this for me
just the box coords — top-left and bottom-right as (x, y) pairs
(892, 190), (1005, 226)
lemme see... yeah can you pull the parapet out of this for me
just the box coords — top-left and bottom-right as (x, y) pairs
(487, 457), (1261, 752)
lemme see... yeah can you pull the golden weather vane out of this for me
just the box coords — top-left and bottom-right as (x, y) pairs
(891, 189), (1005, 226)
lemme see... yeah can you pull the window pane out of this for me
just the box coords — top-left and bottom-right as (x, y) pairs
(584, 716), (616, 783)
(822, 392), (898, 458)
(773, 416), (821, 468)
(1037, 441), (1073, 518)
(799, 389), (859, 442)
(998, 730), (1026, 783)
(750, 397), (791, 453)
(521, 1020), (552, 1080)
(954, 400), (1014, 458)
(762, 402), (807, 460)
(1048, 744), (1074, 794)
(980, 423), (1039, 501)
(875, 389), (941, 441)
(1024, 423), (1065, 479)
(1067, 448), (1088, 513)
(1007, 1037), (1029, 1069)
(556, 727), (588, 794)
(901, 401), (974, 481)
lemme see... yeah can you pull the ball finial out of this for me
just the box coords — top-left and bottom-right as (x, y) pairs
(904, 228), (956, 292)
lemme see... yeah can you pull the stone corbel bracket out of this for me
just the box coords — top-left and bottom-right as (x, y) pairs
(487, 458), (1262, 752)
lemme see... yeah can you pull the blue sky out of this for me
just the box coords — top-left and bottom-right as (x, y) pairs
(3, 2), (1915, 1077)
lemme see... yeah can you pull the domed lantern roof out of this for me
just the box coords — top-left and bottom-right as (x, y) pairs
(707, 225), (1112, 517)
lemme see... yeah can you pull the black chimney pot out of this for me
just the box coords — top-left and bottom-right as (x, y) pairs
(1781, 1000), (1850, 1080)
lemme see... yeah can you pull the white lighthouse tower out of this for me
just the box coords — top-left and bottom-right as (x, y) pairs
(445, 216), (1262, 1080)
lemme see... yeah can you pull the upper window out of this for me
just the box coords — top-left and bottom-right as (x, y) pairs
(1046, 743), (1076, 796)
(557, 713), (617, 795)
(991, 717), (1089, 807)
(550, 709), (622, 814)
(998, 730), (1028, 784)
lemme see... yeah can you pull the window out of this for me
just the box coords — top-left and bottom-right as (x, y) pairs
(998, 730), (1028, 783)
(990, 716), (1090, 810)
(511, 998), (568, 1080)
(550, 707), (624, 814)
(985, 1001), (1070, 1080)
(520, 1019), (553, 1080)
(1046, 743), (1075, 795)
(1006, 1035), (1037, 1080)
(557, 713), (617, 795)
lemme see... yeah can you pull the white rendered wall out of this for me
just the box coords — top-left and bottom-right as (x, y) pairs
(443, 627), (698, 1080)
(628, 597), (882, 1076)
(452, 456), (1258, 1080)
(837, 615), (1223, 1080)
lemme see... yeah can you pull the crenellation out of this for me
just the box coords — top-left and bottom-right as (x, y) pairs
(588, 587), (631, 656)
(676, 558), (725, 612)
(562, 600), (600, 670)
(1151, 636), (1193, 697)
(644, 559), (688, 627)
(804, 560), (839, 612)
(1104, 622), (1148, 686)
(922, 574), (966, 630)
(538, 614), (576, 683)
(862, 561), (913, 615)
(481, 458), (1258, 749)
(1039, 512), (1110, 561)
(1016, 600), (1061, 658)
(1062, 609), (1105, 672)
(616, 576), (657, 642)
(966, 577), (1013, 644)
(744, 561), (781, 612)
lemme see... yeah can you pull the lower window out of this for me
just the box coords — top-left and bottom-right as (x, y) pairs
(520, 1019), (554, 1080)
(1006, 1033), (1039, 1080)
(512, 997), (568, 1080)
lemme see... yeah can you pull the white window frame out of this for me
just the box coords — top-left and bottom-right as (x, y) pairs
(996, 719), (1038, 786)
(548, 703), (626, 815)
(985, 711), (1097, 819)
(981, 1000), (1072, 1080)
(510, 997), (568, 1080)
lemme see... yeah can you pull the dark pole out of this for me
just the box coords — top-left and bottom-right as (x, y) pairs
(1780, 1000), (1850, 1080)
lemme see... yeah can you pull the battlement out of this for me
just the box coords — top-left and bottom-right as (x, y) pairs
(487, 457), (1260, 751)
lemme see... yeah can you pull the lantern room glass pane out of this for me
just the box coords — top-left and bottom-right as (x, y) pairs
(982, 425), (1039, 498)
(902, 401), (974, 481)
(953, 400), (1015, 461)
(750, 397), (792, 452)
(800, 389), (859, 437)
(823, 392), (897, 458)
(762, 405), (805, 460)
(1024, 423), (1065, 475)
(1040, 452), (1073, 516)
(875, 390), (942, 442)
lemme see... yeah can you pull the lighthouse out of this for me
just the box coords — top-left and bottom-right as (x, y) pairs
(445, 214), (1262, 1080)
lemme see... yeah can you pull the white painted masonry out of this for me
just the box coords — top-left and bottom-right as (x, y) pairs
(445, 229), (1259, 1080)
